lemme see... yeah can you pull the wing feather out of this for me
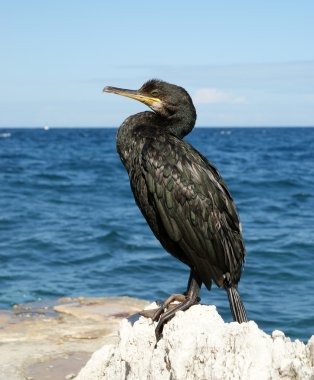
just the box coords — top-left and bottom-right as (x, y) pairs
(132, 133), (245, 287)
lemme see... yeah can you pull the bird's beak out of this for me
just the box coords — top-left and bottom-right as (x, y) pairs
(103, 86), (161, 107)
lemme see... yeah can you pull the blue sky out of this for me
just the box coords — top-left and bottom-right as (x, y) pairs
(1, 1), (314, 127)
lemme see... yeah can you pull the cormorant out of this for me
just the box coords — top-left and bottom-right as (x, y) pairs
(104, 79), (248, 340)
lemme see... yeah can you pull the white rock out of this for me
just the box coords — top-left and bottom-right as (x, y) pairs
(76, 304), (314, 380)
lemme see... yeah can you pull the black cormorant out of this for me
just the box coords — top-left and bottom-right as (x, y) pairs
(104, 79), (248, 340)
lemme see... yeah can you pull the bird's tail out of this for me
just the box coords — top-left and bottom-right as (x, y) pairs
(225, 285), (248, 323)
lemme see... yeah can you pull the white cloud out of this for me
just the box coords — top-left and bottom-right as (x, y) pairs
(193, 88), (246, 104)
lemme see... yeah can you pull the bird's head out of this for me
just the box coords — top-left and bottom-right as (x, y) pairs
(103, 79), (196, 121)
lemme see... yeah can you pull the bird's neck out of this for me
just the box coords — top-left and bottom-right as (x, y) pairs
(116, 112), (153, 169)
(116, 109), (196, 169)
(165, 106), (197, 138)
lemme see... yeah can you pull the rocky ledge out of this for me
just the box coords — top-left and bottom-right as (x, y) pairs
(0, 296), (149, 380)
(77, 304), (314, 380)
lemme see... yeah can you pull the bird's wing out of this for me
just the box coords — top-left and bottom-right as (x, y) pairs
(139, 133), (245, 287)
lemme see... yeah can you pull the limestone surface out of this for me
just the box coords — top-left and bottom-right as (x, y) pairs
(77, 304), (314, 380)
(0, 296), (149, 380)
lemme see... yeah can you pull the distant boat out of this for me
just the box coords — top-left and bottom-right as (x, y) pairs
(43, 125), (49, 131)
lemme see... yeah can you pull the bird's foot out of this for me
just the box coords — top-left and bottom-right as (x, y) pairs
(154, 294), (200, 342)
(139, 294), (187, 321)
(139, 293), (200, 343)
(140, 270), (202, 343)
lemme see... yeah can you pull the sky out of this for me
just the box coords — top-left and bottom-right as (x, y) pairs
(1, 1), (314, 127)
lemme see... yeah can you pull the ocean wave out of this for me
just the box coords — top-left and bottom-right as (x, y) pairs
(0, 132), (11, 139)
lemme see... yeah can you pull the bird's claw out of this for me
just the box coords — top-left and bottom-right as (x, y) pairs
(139, 301), (182, 321)
(139, 307), (161, 320)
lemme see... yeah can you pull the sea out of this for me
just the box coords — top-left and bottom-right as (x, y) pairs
(0, 127), (313, 341)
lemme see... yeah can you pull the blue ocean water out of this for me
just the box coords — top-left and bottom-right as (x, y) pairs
(0, 127), (313, 341)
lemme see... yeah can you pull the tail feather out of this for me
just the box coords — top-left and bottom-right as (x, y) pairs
(226, 286), (248, 323)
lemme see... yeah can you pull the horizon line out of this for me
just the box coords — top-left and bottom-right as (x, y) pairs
(1, 125), (314, 129)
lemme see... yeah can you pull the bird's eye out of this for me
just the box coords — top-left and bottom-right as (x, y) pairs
(151, 90), (159, 97)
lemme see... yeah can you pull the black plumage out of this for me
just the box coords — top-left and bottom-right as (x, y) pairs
(104, 79), (248, 339)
